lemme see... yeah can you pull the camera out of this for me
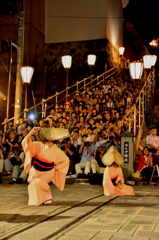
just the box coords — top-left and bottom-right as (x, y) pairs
(61, 140), (67, 151)
(12, 147), (18, 151)
(104, 134), (109, 140)
(109, 135), (115, 141)
(84, 141), (90, 147)
(61, 146), (66, 151)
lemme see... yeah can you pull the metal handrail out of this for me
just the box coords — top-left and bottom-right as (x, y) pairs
(126, 68), (155, 141)
(2, 66), (118, 125)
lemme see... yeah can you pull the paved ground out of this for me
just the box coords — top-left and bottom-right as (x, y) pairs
(0, 182), (159, 240)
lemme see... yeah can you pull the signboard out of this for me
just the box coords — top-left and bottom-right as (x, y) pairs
(124, 142), (129, 163)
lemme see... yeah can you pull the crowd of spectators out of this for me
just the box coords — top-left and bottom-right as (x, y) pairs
(0, 69), (144, 184)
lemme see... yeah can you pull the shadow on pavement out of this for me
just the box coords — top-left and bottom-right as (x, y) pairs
(0, 214), (71, 223)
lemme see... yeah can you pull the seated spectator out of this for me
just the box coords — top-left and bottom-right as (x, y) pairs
(17, 118), (26, 135)
(27, 125), (33, 132)
(79, 116), (85, 127)
(59, 122), (65, 128)
(91, 108), (97, 119)
(0, 146), (4, 183)
(65, 102), (73, 115)
(18, 129), (29, 145)
(60, 138), (77, 176)
(48, 117), (56, 128)
(74, 105), (80, 117)
(2, 131), (18, 157)
(39, 119), (46, 128)
(96, 134), (120, 152)
(107, 98), (114, 109)
(95, 133), (109, 151)
(86, 103), (92, 115)
(75, 136), (95, 178)
(91, 146), (106, 174)
(86, 127), (95, 142)
(70, 130), (82, 151)
(4, 143), (25, 184)
(146, 127), (159, 155)
(45, 109), (59, 122)
(62, 117), (69, 129)
(80, 107), (90, 120)
(5, 122), (14, 135)
(95, 103), (101, 115)
(136, 147), (153, 183)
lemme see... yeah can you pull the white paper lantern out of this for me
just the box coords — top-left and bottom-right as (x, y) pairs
(87, 54), (96, 65)
(129, 62), (143, 79)
(21, 66), (34, 84)
(62, 55), (72, 68)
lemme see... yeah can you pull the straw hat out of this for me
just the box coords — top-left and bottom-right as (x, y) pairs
(38, 128), (70, 141)
(102, 146), (124, 166)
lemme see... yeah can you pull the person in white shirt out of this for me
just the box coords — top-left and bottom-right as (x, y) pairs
(146, 127), (159, 154)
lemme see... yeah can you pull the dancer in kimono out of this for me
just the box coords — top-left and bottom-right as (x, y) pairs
(102, 146), (135, 196)
(22, 127), (70, 206)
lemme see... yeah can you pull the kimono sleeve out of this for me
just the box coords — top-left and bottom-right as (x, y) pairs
(21, 134), (40, 173)
(103, 167), (116, 196)
(116, 167), (124, 185)
(52, 148), (69, 191)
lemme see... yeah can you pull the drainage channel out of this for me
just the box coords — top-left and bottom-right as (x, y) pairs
(43, 196), (119, 240)
(1, 194), (110, 240)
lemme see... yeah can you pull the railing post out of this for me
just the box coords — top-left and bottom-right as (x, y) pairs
(42, 99), (46, 118)
(134, 106), (137, 141)
(152, 68), (155, 94)
(84, 78), (86, 92)
(147, 78), (150, 100)
(138, 97), (141, 129)
(55, 92), (58, 111)
(144, 86), (147, 110)
(44, 102), (47, 117)
(103, 74), (105, 86)
(128, 116), (131, 132)
(4, 119), (7, 133)
(76, 81), (79, 94)
(66, 86), (68, 102)
(148, 78), (151, 98)
(141, 91), (145, 123)
(97, 76), (99, 85)
(91, 75), (93, 88)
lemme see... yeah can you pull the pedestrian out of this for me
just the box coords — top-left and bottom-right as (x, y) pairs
(22, 127), (70, 206)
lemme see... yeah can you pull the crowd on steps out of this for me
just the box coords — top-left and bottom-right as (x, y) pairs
(0, 68), (154, 185)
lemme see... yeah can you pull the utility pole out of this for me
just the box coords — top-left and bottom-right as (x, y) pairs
(14, 0), (24, 123)
(6, 39), (12, 122)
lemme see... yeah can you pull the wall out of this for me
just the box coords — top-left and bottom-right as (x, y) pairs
(0, 0), (45, 125)
(106, 0), (123, 51)
(44, 0), (124, 99)
(45, 0), (124, 53)
(45, 0), (108, 43)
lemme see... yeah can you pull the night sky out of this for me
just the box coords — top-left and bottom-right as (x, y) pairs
(0, 0), (17, 15)
(124, 0), (159, 43)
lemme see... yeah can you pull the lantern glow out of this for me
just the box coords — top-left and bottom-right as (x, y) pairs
(21, 66), (34, 85)
(119, 47), (125, 56)
(129, 62), (143, 79)
(87, 54), (96, 66)
(62, 55), (72, 69)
